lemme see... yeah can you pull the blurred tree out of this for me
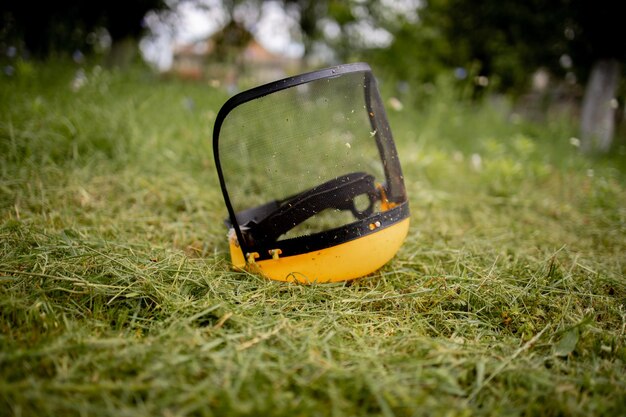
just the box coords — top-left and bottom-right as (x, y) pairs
(283, 0), (327, 56)
(280, 0), (414, 61)
(431, 1), (570, 90)
(0, 0), (167, 67)
(369, 0), (624, 153)
(282, 0), (358, 59)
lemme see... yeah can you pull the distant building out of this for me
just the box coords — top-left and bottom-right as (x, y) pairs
(170, 21), (300, 87)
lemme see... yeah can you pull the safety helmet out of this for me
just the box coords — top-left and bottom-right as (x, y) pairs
(213, 63), (409, 283)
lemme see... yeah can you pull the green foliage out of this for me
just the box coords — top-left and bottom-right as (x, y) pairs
(367, 0), (625, 95)
(1, 63), (626, 416)
(0, 0), (167, 57)
(365, 22), (454, 87)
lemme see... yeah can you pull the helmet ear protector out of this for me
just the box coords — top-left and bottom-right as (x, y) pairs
(213, 63), (409, 283)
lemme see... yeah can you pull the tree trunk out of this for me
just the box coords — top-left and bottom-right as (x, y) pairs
(580, 59), (621, 154)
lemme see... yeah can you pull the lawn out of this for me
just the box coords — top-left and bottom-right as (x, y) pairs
(1, 61), (625, 416)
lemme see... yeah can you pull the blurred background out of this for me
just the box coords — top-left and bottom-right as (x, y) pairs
(1, 0), (624, 153)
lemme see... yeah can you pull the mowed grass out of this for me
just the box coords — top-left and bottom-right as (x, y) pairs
(1, 61), (625, 416)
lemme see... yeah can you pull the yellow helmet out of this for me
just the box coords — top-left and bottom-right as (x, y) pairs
(213, 63), (409, 283)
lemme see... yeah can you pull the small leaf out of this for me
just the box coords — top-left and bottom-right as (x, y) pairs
(553, 328), (579, 357)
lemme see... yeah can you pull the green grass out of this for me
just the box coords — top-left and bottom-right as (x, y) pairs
(1, 61), (625, 416)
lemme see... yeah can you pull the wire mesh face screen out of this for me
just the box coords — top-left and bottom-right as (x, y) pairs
(213, 63), (410, 283)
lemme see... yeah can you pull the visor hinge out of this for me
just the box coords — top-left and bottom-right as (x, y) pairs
(269, 249), (282, 260)
(376, 183), (397, 211)
(246, 252), (260, 264)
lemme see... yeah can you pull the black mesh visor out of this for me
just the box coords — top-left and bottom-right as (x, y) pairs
(213, 63), (409, 260)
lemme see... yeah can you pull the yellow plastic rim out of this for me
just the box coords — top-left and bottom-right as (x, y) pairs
(229, 218), (410, 283)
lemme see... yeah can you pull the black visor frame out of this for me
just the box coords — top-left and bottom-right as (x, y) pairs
(212, 63), (408, 260)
